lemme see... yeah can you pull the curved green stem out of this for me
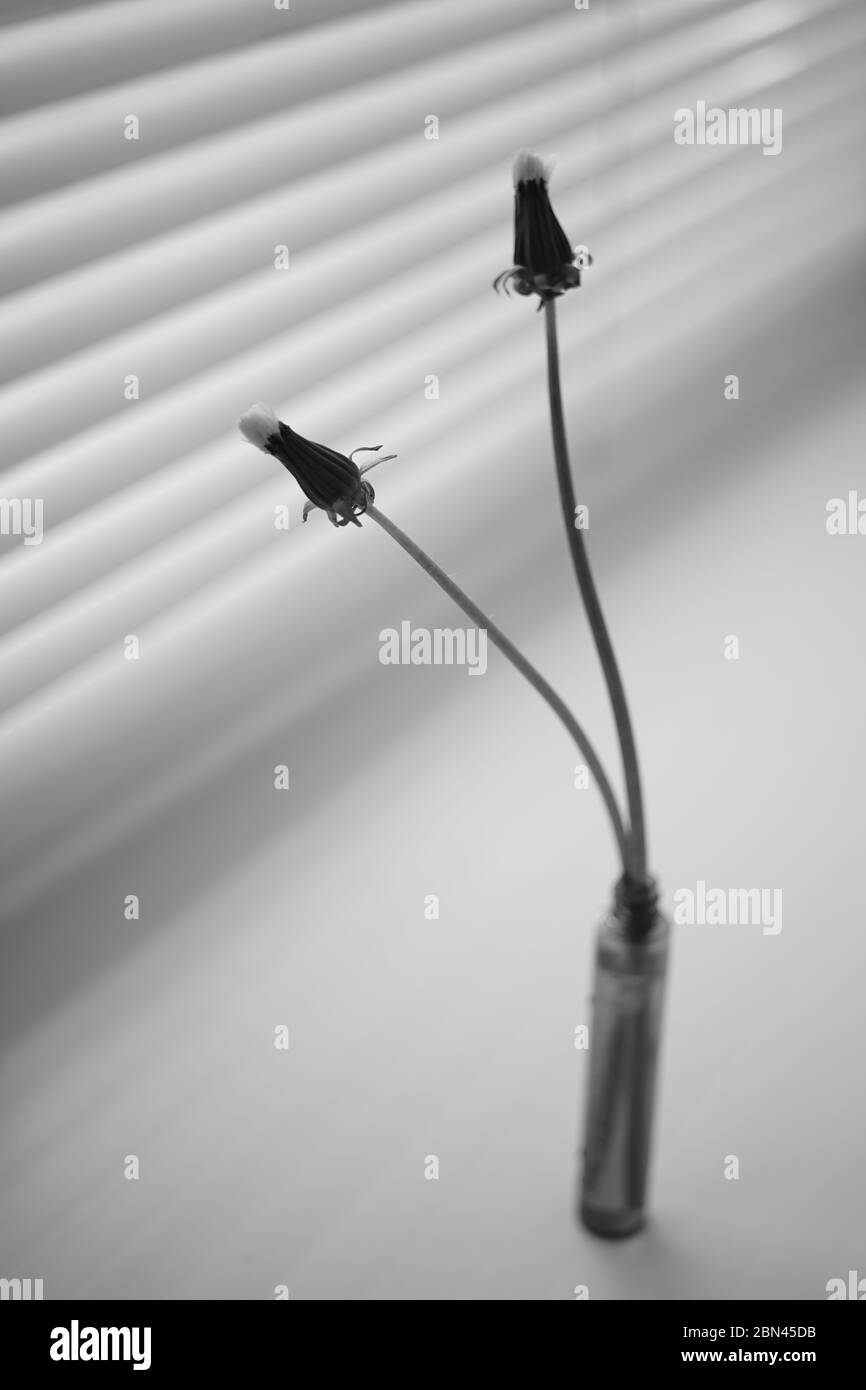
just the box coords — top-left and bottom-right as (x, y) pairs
(543, 297), (647, 884)
(365, 502), (629, 874)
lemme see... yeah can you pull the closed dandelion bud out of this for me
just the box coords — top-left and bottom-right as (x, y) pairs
(494, 150), (592, 302)
(238, 403), (394, 527)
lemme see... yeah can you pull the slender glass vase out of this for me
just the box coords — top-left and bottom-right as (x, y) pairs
(579, 879), (670, 1237)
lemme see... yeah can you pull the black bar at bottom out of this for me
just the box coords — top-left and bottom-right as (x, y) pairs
(2, 1297), (862, 1376)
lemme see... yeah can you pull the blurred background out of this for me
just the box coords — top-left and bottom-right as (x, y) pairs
(0, 0), (864, 1300)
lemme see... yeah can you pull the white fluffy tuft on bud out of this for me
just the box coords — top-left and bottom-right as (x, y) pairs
(238, 402), (281, 451)
(512, 149), (556, 186)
